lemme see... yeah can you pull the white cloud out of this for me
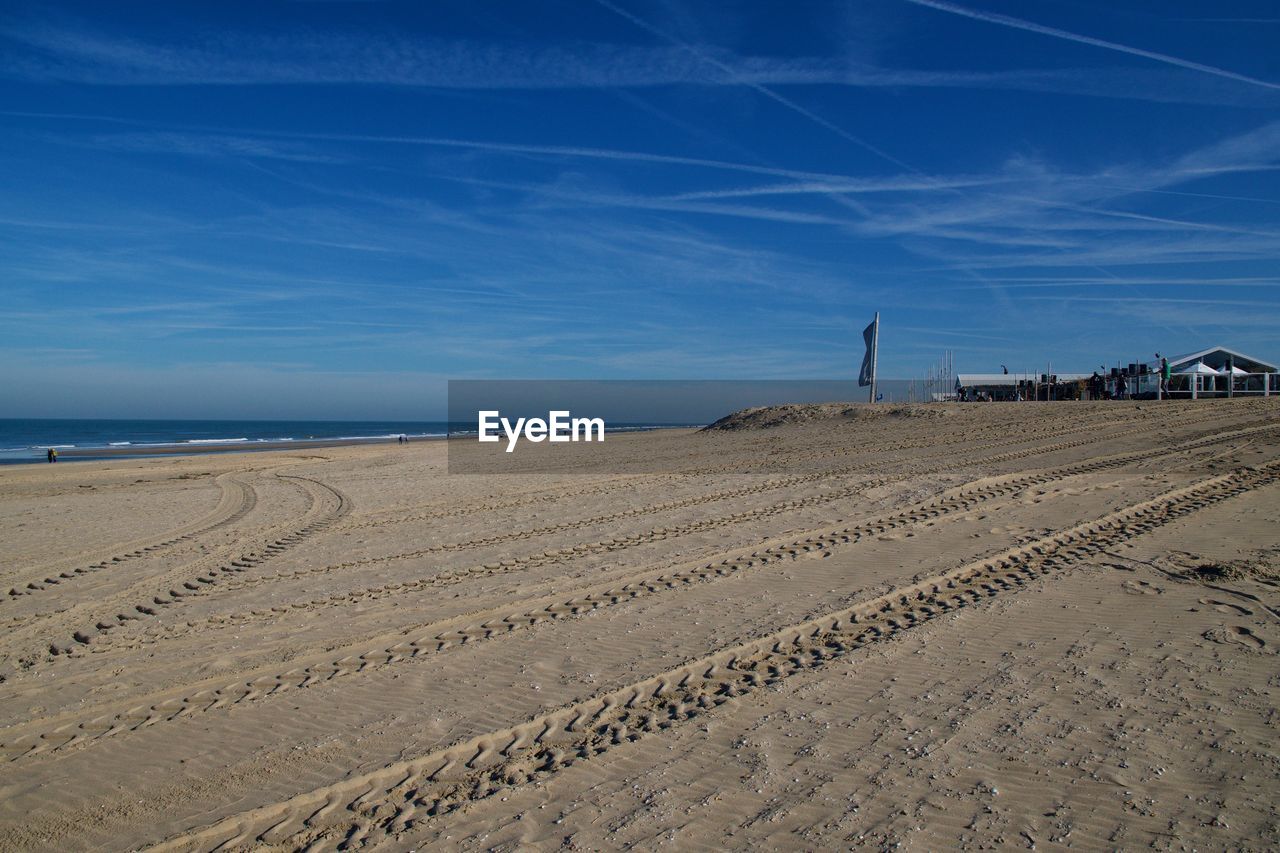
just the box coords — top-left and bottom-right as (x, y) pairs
(903, 0), (1280, 91)
(3, 21), (1277, 107)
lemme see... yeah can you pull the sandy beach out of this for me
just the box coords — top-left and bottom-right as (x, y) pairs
(1, 399), (1277, 851)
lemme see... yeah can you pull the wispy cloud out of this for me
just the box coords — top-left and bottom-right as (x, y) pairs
(86, 131), (343, 163)
(593, 0), (915, 171)
(663, 175), (1010, 200)
(902, 0), (1280, 91)
(3, 21), (1277, 108)
(0, 24), (862, 88)
(913, 234), (1280, 270)
(948, 276), (1280, 289)
(225, 128), (874, 184)
(3, 3), (1278, 408)
(20, 112), (1274, 282)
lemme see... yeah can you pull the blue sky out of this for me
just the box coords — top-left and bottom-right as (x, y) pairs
(1, 0), (1278, 418)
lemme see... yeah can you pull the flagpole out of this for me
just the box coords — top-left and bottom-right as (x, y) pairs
(869, 312), (879, 404)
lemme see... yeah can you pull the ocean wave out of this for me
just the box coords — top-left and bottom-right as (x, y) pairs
(3, 432), (454, 454)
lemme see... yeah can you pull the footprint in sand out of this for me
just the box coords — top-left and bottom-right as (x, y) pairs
(1197, 597), (1254, 616)
(1203, 625), (1266, 650)
(1121, 579), (1162, 595)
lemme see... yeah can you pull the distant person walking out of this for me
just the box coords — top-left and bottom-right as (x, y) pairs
(46, 448), (57, 463)
(1160, 355), (1171, 399)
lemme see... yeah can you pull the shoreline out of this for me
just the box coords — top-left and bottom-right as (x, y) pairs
(6, 424), (701, 465)
(8, 434), (440, 464)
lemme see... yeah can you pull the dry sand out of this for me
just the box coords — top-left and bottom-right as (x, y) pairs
(0, 400), (1277, 851)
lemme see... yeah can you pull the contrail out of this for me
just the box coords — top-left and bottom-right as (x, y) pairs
(1002, 193), (1280, 237)
(666, 176), (1000, 200)
(290, 132), (873, 183)
(593, 0), (918, 172)
(0, 109), (880, 183)
(903, 0), (1280, 91)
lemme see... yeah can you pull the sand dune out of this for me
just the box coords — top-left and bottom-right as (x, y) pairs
(0, 400), (1277, 851)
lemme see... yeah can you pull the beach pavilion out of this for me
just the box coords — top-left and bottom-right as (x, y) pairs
(1153, 346), (1278, 398)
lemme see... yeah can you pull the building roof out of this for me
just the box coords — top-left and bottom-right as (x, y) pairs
(956, 373), (1091, 387)
(1158, 346), (1277, 373)
(956, 374), (1019, 386)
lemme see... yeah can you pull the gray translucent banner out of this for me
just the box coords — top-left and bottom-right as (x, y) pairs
(447, 379), (919, 473)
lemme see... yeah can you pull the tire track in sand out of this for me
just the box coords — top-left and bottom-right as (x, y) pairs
(4, 473), (350, 662)
(70, 419), (1272, 635)
(6, 427), (1270, 761)
(145, 461), (1280, 852)
(2, 472), (258, 601)
(97, 423), (1263, 651)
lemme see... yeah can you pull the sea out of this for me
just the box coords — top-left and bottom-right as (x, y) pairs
(0, 419), (452, 465)
(0, 419), (697, 464)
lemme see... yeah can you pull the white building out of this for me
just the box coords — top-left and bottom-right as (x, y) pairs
(1151, 346), (1278, 398)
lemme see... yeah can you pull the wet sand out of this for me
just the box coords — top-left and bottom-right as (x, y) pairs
(52, 435), (434, 459)
(1, 400), (1277, 851)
